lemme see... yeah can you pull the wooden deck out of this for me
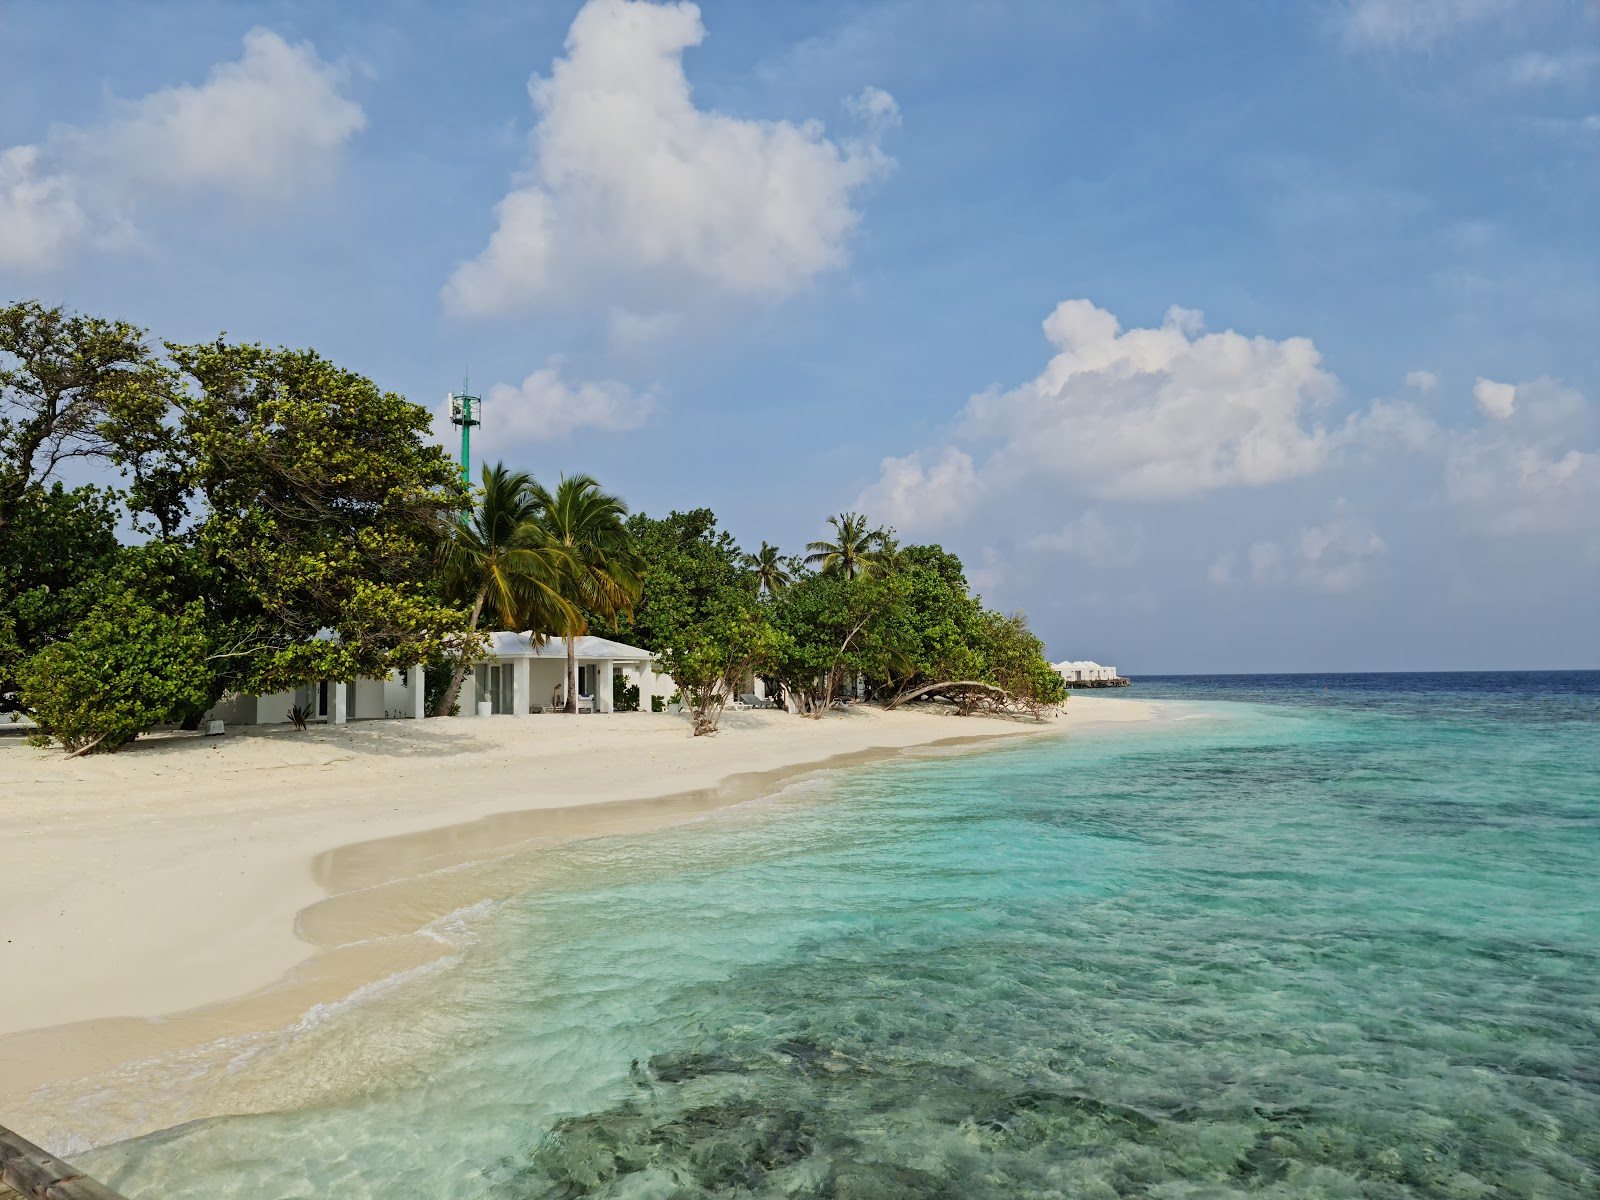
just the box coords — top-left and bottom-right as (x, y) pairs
(0, 1124), (126, 1199)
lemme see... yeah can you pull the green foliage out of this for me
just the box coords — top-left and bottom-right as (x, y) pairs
(1, 300), (170, 532)
(805, 511), (883, 580)
(19, 589), (215, 754)
(535, 474), (641, 714)
(745, 541), (792, 594)
(0, 482), (120, 712)
(289, 702), (315, 731)
(768, 569), (900, 714)
(622, 509), (749, 652)
(169, 337), (474, 696)
(612, 670), (641, 713)
(625, 510), (769, 734)
(432, 463), (576, 716)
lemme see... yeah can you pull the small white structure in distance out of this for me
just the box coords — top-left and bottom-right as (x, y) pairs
(1054, 660), (1119, 683)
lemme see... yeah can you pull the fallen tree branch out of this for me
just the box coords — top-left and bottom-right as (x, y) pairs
(885, 680), (1011, 709)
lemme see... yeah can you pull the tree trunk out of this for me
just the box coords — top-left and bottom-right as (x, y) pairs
(564, 635), (578, 714)
(885, 680), (1014, 709)
(433, 590), (486, 717)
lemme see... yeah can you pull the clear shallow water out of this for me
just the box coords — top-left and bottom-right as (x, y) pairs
(85, 675), (1600, 1198)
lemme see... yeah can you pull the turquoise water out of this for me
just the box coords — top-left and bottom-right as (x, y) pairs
(86, 676), (1599, 1198)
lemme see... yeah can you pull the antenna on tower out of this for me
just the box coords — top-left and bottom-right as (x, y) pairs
(447, 369), (482, 487)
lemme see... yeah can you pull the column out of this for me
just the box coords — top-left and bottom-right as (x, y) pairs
(409, 664), (426, 719)
(513, 658), (530, 716)
(332, 679), (348, 725)
(598, 661), (614, 713)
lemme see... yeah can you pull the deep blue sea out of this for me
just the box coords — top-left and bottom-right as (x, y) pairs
(86, 673), (1600, 1198)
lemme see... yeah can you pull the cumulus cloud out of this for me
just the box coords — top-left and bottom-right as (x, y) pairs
(1213, 503), (1387, 593)
(1027, 509), (1142, 567)
(91, 29), (365, 199)
(0, 146), (88, 270)
(1473, 377), (1517, 420)
(856, 447), (981, 533)
(845, 86), (901, 129)
(472, 362), (657, 444)
(1445, 378), (1599, 541)
(0, 29), (362, 270)
(1333, 0), (1519, 50)
(937, 299), (1342, 503)
(1405, 369), (1439, 392)
(443, 0), (892, 316)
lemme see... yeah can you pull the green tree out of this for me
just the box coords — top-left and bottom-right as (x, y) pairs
(621, 509), (771, 733)
(532, 474), (640, 714)
(804, 511), (882, 580)
(0, 483), (119, 713)
(170, 338), (473, 698)
(768, 568), (904, 715)
(19, 587), (215, 755)
(1, 300), (170, 534)
(745, 541), (792, 594)
(433, 463), (576, 716)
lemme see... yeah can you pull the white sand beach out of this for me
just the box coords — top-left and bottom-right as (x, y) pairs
(0, 697), (1156, 1141)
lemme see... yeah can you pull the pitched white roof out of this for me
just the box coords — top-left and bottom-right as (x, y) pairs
(485, 631), (655, 661)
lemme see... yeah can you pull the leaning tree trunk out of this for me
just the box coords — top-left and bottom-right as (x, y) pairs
(433, 591), (487, 717)
(564, 635), (578, 714)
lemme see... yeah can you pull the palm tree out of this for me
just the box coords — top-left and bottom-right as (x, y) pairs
(533, 474), (641, 714)
(746, 541), (792, 594)
(806, 512), (880, 580)
(871, 528), (906, 575)
(433, 464), (576, 717)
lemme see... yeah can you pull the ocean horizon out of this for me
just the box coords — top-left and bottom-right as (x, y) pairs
(81, 672), (1599, 1198)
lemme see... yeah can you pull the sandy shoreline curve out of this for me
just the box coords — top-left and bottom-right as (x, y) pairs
(1, 696), (1158, 1146)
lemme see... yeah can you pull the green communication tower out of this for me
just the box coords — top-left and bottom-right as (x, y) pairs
(448, 374), (482, 486)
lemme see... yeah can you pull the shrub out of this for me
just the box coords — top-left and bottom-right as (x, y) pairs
(19, 592), (214, 754)
(612, 670), (641, 712)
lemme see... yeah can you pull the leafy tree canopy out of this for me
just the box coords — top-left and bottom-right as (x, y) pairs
(170, 338), (473, 696)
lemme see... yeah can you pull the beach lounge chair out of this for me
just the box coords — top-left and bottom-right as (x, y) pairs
(577, 693), (595, 714)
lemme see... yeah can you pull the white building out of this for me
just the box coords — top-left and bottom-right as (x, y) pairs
(1053, 660), (1120, 683)
(465, 632), (665, 716)
(206, 632), (670, 726)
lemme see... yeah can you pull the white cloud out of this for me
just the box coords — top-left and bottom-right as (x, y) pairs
(1214, 504), (1386, 593)
(1506, 49), (1600, 88)
(1473, 377), (1518, 420)
(0, 29), (362, 270)
(1295, 510), (1387, 592)
(954, 299), (1342, 502)
(845, 86), (901, 129)
(1446, 379), (1599, 540)
(1207, 551), (1238, 586)
(1406, 369), (1439, 392)
(479, 362), (657, 442)
(93, 29), (365, 200)
(1249, 541), (1287, 585)
(856, 447), (981, 533)
(0, 146), (87, 270)
(1027, 509), (1142, 567)
(443, 0), (892, 316)
(1333, 0), (1519, 50)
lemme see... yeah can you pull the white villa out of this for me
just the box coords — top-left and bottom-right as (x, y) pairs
(207, 632), (671, 726)
(1054, 660), (1121, 683)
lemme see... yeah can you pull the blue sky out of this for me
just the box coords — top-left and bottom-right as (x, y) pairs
(3, 0), (1596, 671)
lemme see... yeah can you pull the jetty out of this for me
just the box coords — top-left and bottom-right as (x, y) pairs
(1, 1125), (126, 1200)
